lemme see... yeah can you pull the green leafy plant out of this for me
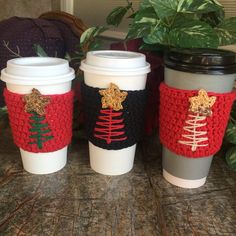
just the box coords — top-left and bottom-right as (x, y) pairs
(0, 106), (7, 118)
(68, 26), (107, 64)
(106, 0), (236, 50)
(224, 101), (236, 171)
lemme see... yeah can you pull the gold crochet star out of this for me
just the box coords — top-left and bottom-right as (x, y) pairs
(189, 89), (216, 116)
(99, 83), (128, 111)
(23, 88), (50, 116)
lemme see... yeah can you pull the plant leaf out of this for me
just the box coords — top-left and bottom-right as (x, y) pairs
(149, 0), (223, 21)
(200, 9), (225, 27)
(169, 19), (219, 48)
(88, 39), (104, 51)
(106, 3), (132, 27)
(80, 27), (95, 45)
(215, 17), (236, 45)
(149, 0), (178, 19)
(225, 121), (236, 144)
(0, 106), (7, 118)
(143, 25), (169, 45)
(226, 146), (236, 171)
(133, 7), (159, 24)
(64, 52), (72, 62)
(130, 5), (159, 40)
(230, 101), (236, 121)
(128, 12), (136, 19)
(177, 0), (223, 14)
(126, 23), (152, 40)
(33, 44), (48, 57)
(139, 0), (153, 10)
(80, 26), (107, 45)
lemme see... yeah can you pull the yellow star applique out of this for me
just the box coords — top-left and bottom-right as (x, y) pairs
(99, 83), (128, 111)
(23, 88), (50, 116)
(189, 89), (216, 116)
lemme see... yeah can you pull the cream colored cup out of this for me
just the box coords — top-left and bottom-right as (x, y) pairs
(80, 50), (150, 175)
(1, 57), (75, 174)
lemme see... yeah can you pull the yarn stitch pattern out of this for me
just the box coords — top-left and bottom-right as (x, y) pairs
(4, 89), (74, 153)
(159, 83), (236, 158)
(94, 83), (128, 144)
(81, 82), (147, 150)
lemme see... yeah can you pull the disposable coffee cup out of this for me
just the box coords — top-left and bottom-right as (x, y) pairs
(161, 49), (236, 188)
(80, 50), (150, 175)
(1, 57), (75, 174)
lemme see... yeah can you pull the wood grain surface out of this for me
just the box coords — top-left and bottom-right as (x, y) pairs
(0, 120), (235, 236)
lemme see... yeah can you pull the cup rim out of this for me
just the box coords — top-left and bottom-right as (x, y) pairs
(1, 68), (75, 85)
(80, 60), (150, 76)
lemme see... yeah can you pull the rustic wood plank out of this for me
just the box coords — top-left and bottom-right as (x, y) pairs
(0, 126), (235, 235)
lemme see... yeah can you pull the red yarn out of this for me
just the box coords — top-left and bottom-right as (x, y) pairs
(4, 89), (74, 153)
(94, 108), (127, 144)
(159, 83), (236, 158)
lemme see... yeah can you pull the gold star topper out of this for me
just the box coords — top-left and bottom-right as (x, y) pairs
(99, 83), (128, 111)
(23, 88), (50, 116)
(189, 89), (216, 116)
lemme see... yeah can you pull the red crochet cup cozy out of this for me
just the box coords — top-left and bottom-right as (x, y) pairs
(160, 83), (236, 158)
(4, 89), (74, 153)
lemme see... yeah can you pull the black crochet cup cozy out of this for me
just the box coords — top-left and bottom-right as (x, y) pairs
(81, 82), (147, 150)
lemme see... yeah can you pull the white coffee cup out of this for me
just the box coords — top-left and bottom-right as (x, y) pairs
(1, 57), (75, 174)
(80, 50), (150, 175)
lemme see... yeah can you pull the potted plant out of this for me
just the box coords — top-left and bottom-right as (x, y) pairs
(106, 0), (236, 49)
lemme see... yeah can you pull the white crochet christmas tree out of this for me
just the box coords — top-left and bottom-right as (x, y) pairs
(178, 89), (216, 152)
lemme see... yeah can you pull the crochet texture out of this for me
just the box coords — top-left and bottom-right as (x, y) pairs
(81, 82), (146, 150)
(159, 83), (236, 158)
(4, 89), (74, 153)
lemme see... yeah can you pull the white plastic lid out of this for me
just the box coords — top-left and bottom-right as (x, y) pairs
(80, 50), (150, 76)
(1, 57), (75, 85)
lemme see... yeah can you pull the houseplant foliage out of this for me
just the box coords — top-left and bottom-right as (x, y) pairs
(0, 106), (9, 131)
(106, 0), (236, 49)
(104, 0), (236, 170)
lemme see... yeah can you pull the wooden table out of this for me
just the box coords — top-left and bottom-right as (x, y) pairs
(0, 119), (235, 235)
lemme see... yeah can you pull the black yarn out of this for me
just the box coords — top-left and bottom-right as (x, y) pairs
(81, 82), (147, 150)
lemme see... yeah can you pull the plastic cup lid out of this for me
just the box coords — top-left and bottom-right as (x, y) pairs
(1, 57), (75, 85)
(165, 48), (236, 75)
(80, 50), (150, 76)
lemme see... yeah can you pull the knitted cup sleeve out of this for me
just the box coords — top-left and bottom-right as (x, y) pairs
(81, 82), (147, 150)
(159, 82), (236, 158)
(4, 88), (74, 153)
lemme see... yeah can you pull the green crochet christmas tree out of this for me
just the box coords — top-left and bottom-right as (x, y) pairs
(28, 112), (53, 149)
(23, 88), (53, 149)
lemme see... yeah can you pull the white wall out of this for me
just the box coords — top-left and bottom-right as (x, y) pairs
(0, 0), (59, 20)
(219, 0), (236, 17)
(74, 0), (140, 37)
